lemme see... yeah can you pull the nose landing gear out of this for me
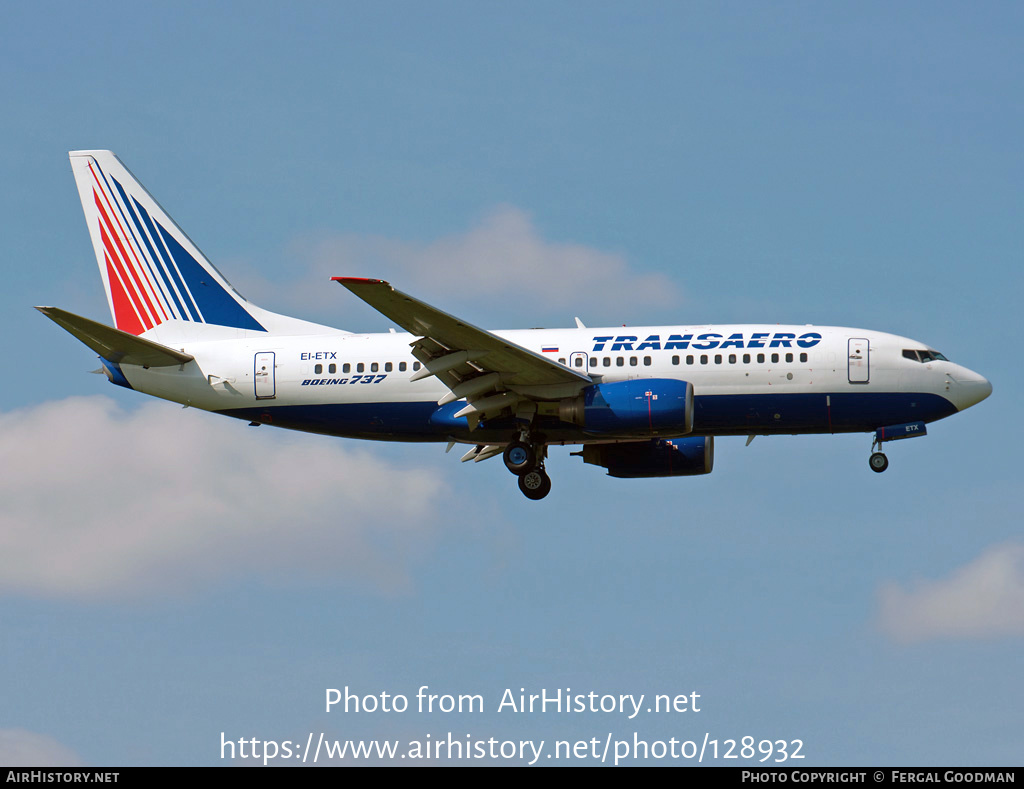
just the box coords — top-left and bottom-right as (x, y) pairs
(867, 421), (928, 474)
(869, 434), (889, 473)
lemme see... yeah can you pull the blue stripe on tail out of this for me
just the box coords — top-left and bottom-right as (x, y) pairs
(153, 223), (266, 332)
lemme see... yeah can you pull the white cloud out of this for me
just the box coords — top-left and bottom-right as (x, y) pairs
(0, 397), (446, 599)
(0, 729), (83, 766)
(236, 205), (679, 323)
(878, 542), (1024, 643)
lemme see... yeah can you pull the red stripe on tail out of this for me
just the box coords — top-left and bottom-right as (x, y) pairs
(105, 253), (146, 335)
(94, 189), (160, 330)
(98, 212), (151, 332)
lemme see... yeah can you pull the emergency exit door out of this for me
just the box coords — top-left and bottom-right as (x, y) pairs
(568, 352), (589, 372)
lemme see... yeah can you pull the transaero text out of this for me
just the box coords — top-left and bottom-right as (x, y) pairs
(591, 332), (823, 352)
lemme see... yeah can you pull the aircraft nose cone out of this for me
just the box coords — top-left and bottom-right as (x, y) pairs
(975, 376), (993, 404)
(956, 370), (992, 410)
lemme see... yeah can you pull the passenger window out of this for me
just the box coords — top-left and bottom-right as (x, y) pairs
(616, 357), (624, 367)
(343, 363), (351, 373)
(575, 357), (584, 367)
(714, 355), (722, 364)
(786, 353), (793, 363)
(413, 362), (421, 371)
(314, 363), (323, 374)
(643, 356), (652, 366)
(629, 357), (638, 367)
(385, 362), (393, 372)
(603, 357), (611, 367)
(700, 355), (708, 365)
(672, 355), (680, 365)
(357, 363), (365, 373)
(771, 353), (779, 363)
(590, 357), (597, 367)
(743, 354), (750, 364)
(371, 362), (379, 372)
(728, 354), (736, 364)
(757, 353), (765, 363)
(399, 362), (406, 372)
(329, 363), (336, 374)
(799, 353), (807, 363)
(686, 355), (694, 365)
(558, 358), (566, 365)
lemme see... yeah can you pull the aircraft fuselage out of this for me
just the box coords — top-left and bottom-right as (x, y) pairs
(111, 323), (989, 445)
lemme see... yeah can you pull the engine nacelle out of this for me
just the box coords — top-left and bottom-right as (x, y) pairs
(559, 379), (693, 437)
(579, 437), (714, 478)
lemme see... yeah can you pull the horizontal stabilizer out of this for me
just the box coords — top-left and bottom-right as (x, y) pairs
(36, 306), (194, 367)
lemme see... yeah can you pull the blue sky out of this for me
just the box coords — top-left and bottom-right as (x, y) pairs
(1, 1), (1021, 766)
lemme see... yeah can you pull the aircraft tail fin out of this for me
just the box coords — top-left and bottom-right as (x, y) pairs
(68, 150), (268, 337)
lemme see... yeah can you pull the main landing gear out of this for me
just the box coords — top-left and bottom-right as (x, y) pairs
(503, 435), (551, 500)
(503, 440), (536, 475)
(518, 467), (552, 500)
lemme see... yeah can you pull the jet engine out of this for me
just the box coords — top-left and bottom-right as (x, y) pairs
(559, 379), (693, 437)
(578, 436), (714, 478)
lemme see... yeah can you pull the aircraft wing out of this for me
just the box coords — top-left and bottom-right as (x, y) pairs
(333, 278), (591, 422)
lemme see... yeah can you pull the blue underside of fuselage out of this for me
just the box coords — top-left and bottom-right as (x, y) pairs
(216, 392), (958, 443)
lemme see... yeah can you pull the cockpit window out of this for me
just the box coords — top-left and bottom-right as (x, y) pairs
(903, 348), (949, 363)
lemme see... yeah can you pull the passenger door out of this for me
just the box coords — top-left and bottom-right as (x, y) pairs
(255, 352), (276, 399)
(848, 339), (869, 384)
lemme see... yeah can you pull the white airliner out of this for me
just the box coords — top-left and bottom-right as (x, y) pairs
(41, 151), (992, 499)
